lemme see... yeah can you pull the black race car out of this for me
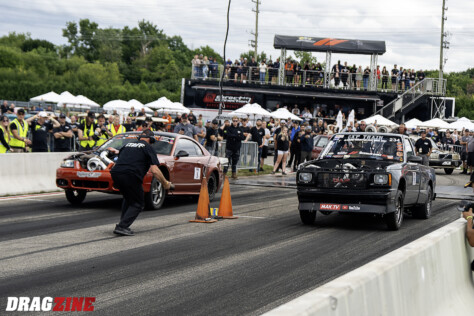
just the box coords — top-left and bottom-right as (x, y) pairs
(296, 132), (436, 230)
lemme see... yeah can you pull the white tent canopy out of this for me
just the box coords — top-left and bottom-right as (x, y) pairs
(76, 95), (100, 108)
(448, 117), (474, 131)
(404, 118), (423, 129)
(146, 98), (190, 114)
(102, 100), (131, 112)
(128, 99), (144, 109)
(30, 91), (61, 103)
(363, 115), (398, 127)
(269, 108), (303, 121)
(230, 103), (272, 118)
(420, 118), (451, 129)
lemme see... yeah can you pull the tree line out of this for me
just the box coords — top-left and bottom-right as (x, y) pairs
(0, 18), (472, 118)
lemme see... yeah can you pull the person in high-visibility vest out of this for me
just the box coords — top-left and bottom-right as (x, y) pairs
(77, 112), (97, 151)
(0, 115), (12, 153)
(108, 115), (126, 137)
(9, 108), (32, 152)
(94, 114), (111, 147)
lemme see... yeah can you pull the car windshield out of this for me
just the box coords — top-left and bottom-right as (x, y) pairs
(314, 136), (329, 148)
(98, 134), (175, 155)
(320, 134), (404, 161)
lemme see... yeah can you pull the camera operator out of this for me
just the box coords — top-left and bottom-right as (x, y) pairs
(94, 114), (112, 147)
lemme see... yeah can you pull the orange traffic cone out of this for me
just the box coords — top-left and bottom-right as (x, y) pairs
(190, 177), (217, 223)
(218, 176), (238, 219)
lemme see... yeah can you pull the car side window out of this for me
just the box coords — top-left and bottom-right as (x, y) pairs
(404, 138), (414, 157)
(317, 137), (329, 147)
(192, 141), (204, 156)
(175, 139), (198, 156)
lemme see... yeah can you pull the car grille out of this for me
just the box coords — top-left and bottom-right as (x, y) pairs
(317, 172), (367, 189)
(438, 154), (452, 159)
(71, 180), (109, 189)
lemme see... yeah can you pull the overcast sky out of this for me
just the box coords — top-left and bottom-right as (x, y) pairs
(1, 0), (473, 72)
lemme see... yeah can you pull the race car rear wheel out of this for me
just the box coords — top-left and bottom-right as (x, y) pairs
(320, 211), (332, 216)
(145, 178), (165, 210)
(207, 173), (218, 202)
(444, 168), (454, 175)
(65, 189), (87, 205)
(385, 190), (404, 230)
(300, 210), (316, 225)
(412, 185), (432, 219)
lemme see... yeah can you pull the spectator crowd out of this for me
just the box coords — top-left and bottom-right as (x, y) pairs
(192, 54), (426, 92)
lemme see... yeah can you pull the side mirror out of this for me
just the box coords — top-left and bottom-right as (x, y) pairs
(175, 150), (189, 159)
(407, 155), (423, 163)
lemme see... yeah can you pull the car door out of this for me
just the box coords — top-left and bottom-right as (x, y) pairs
(403, 137), (421, 205)
(171, 138), (202, 192)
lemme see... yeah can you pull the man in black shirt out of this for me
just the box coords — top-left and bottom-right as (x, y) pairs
(30, 112), (60, 152)
(53, 113), (73, 152)
(1, 101), (8, 115)
(205, 119), (222, 155)
(415, 131), (432, 166)
(187, 111), (197, 125)
(223, 116), (245, 179)
(110, 129), (174, 236)
(247, 119), (265, 171)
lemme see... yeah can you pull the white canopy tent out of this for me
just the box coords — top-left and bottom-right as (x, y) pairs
(76, 95), (100, 108)
(363, 115), (398, 127)
(102, 100), (131, 112)
(230, 103), (272, 119)
(404, 118), (423, 129)
(146, 98), (190, 114)
(448, 117), (474, 131)
(420, 118), (451, 129)
(269, 108), (303, 121)
(30, 91), (61, 103)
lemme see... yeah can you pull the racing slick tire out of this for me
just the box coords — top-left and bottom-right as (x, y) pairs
(444, 168), (454, 175)
(65, 189), (87, 205)
(320, 211), (332, 216)
(385, 190), (404, 231)
(300, 210), (316, 225)
(145, 178), (166, 210)
(207, 173), (218, 202)
(412, 185), (433, 219)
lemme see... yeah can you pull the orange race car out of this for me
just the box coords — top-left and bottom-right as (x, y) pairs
(56, 132), (225, 209)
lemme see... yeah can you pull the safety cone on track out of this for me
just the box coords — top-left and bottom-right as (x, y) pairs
(218, 176), (238, 219)
(190, 177), (217, 223)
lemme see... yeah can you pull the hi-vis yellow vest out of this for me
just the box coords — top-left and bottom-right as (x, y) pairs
(0, 125), (10, 153)
(80, 123), (96, 148)
(108, 124), (126, 136)
(95, 125), (109, 147)
(9, 119), (28, 148)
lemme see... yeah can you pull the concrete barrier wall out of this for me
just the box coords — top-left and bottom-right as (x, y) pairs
(0, 153), (73, 196)
(266, 219), (474, 316)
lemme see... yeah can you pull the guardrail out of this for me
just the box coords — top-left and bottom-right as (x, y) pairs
(265, 218), (474, 316)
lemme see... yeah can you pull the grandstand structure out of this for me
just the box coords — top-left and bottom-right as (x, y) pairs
(181, 35), (448, 123)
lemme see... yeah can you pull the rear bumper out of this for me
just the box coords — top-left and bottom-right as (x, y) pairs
(297, 189), (395, 214)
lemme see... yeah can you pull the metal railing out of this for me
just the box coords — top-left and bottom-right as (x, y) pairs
(216, 141), (259, 170)
(375, 78), (446, 119)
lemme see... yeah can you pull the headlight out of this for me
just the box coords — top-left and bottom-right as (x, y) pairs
(430, 153), (439, 159)
(299, 172), (312, 183)
(453, 153), (460, 160)
(374, 174), (389, 185)
(60, 160), (74, 168)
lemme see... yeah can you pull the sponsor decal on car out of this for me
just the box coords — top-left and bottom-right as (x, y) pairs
(442, 161), (451, 165)
(76, 172), (101, 178)
(320, 204), (341, 211)
(342, 205), (361, 211)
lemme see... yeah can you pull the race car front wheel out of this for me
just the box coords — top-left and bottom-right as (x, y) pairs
(65, 189), (87, 205)
(385, 190), (404, 230)
(145, 178), (165, 210)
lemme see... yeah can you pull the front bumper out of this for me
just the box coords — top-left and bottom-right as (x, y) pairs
(297, 188), (395, 214)
(429, 159), (462, 168)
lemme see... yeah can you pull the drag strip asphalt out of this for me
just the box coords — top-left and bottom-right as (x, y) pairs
(0, 183), (461, 315)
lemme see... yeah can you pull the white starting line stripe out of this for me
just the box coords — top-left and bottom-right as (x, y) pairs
(0, 192), (63, 202)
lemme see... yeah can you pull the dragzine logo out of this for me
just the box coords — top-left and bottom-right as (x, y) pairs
(5, 297), (95, 312)
(126, 142), (145, 148)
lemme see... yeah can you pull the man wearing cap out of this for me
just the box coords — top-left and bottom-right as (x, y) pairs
(173, 114), (196, 139)
(53, 113), (73, 152)
(223, 116), (245, 179)
(9, 109), (32, 152)
(110, 129), (174, 236)
(205, 120), (222, 155)
(415, 131), (432, 166)
(28, 111), (60, 152)
(78, 112), (98, 151)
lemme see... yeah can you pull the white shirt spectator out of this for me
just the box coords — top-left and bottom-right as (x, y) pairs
(259, 63), (267, 73)
(263, 128), (271, 146)
(302, 112), (312, 120)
